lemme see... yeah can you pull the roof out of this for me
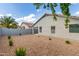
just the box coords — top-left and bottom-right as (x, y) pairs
(32, 13), (79, 26)
(21, 22), (33, 28)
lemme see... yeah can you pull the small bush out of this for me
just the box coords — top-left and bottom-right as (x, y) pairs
(9, 39), (13, 46)
(38, 35), (40, 37)
(8, 36), (11, 40)
(65, 40), (71, 44)
(16, 48), (26, 56)
(49, 37), (52, 40)
(19, 33), (22, 36)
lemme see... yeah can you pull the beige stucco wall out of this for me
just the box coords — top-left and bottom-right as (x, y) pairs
(33, 15), (79, 40)
(21, 24), (29, 29)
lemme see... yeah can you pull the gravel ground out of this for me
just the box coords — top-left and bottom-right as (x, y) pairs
(0, 35), (79, 56)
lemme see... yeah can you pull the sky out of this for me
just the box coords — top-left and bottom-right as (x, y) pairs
(0, 3), (79, 25)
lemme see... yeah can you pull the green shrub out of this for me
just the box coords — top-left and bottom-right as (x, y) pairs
(8, 36), (11, 40)
(49, 37), (52, 40)
(19, 33), (22, 36)
(16, 48), (26, 56)
(9, 39), (13, 46)
(65, 40), (71, 44)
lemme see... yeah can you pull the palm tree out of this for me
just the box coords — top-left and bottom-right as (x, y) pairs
(33, 3), (71, 28)
(0, 16), (18, 28)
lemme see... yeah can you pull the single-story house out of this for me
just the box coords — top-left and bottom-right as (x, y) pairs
(20, 22), (33, 29)
(32, 13), (79, 40)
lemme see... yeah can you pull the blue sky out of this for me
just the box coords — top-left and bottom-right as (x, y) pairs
(0, 3), (79, 24)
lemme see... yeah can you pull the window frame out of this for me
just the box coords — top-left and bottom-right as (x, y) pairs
(69, 24), (79, 33)
(51, 26), (55, 33)
(39, 26), (42, 33)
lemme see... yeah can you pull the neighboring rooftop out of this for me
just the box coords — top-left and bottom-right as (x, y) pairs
(21, 22), (33, 28)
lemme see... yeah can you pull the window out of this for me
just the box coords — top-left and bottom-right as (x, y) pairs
(51, 26), (55, 33)
(34, 27), (38, 34)
(69, 24), (79, 33)
(39, 26), (42, 33)
(22, 26), (25, 29)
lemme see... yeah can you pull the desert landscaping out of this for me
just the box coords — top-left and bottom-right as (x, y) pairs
(0, 35), (79, 56)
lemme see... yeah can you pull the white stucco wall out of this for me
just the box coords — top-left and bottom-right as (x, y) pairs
(33, 15), (79, 40)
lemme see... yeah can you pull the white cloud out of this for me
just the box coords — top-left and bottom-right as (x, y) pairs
(6, 14), (12, 16)
(16, 13), (36, 23)
(56, 12), (62, 14)
(72, 11), (79, 16)
(37, 9), (42, 12)
(71, 3), (78, 5)
(0, 13), (12, 17)
(15, 18), (23, 22)
(75, 11), (79, 15)
(25, 14), (35, 18)
(0, 14), (4, 17)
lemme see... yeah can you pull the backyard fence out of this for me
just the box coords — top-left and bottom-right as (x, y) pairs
(0, 28), (32, 36)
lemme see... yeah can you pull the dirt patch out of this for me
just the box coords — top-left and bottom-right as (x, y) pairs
(0, 35), (79, 56)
